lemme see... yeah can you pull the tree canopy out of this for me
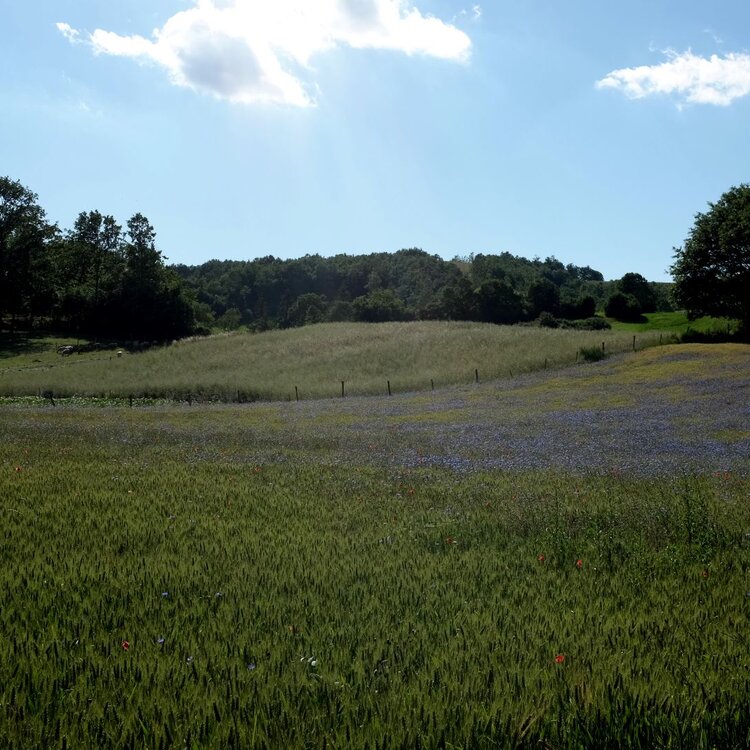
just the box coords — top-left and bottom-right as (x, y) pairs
(1, 174), (670, 340)
(671, 184), (750, 331)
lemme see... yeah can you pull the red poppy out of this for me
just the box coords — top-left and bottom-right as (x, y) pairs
(537, 554), (545, 563)
(122, 640), (130, 651)
(576, 559), (583, 569)
(555, 654), (565, 664)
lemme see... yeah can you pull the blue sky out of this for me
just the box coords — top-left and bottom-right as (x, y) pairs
(2, 1), (750, 281)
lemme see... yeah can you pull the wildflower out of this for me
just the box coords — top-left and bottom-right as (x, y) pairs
(576, 559), (583, 569)
(186, 656), (193, 664)
(161, 591), (169, 598)
(555, 654), (565, 664)
(445, 536), (455, 545)
(156, 636), (165, 645)
(701, 570), (710, 579)
(122, 640), (130, 651)
(247, 662), (256, 671)
(537, 554), (545, 563)
(14, 466), (23, 472)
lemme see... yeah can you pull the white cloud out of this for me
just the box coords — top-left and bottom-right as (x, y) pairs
(58, 0), (472, 107)
(56, 22), (81, 44)
(597, 49), (750, 106)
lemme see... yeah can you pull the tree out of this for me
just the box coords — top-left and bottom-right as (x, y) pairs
(526, 278), (560, 318)
(476, 280), (525, 324)
(618, 272), (656, 313)
(605, 292), (642, 322)
(671, 184), (750, 331)
(0, 177), (55, 325)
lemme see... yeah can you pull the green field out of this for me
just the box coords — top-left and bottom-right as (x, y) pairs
(0, 322), (674, 402)
(605, 310), (737, 334)
(1, 334), (750, 748)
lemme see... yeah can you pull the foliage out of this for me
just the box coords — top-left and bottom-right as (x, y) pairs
(671, 184), (750, 331)
(618, 272), (656, 313)
(605, 292), (643, 322)
(0, 177), (57, 324)
(579, 344), (608, 361)
(0, 177), (196, 340)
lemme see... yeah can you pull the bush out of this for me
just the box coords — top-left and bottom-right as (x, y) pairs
(605, 292), (643, 322)
(579, 345), (607, 362)
(566, 317), (611, 331)
(537, 311), (560, 328)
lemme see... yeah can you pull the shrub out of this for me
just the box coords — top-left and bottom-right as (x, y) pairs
(605, 292), (643, 322)
(579, 345), (607, 362)
(537, 311), (560, 328)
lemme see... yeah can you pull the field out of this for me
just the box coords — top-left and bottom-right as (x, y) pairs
(1, 332), (750, 748)
(0, 322), (673, 402)
(605, 311), (737, 334)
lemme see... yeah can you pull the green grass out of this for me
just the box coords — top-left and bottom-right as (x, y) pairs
(1, 424), (749, 749)
(0, 322), (673, 401)
(1, 341), (749, 748)
(605, 311), (737, 334)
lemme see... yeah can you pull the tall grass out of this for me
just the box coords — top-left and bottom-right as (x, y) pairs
(1, 412), (748, 749)
(0, 321), (671, 401)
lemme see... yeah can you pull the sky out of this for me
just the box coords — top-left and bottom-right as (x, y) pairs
(2, 1), (750, 282)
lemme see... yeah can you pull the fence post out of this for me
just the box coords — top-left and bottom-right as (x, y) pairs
(341, 381), (345, 398)
(430, 379), (434, 391)
(475, 368), (479, 384)
(295, 386), (299, 402)
(544, 358), (548, 370)
(601, 341), (605, 353)
(633, 335), (636, 351)
(387, 380), (391, 396)
(129, 394), (133, 408)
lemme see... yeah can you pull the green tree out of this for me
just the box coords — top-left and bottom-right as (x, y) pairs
(605, 292), (642, 322)
(671, 184), (750, 331)
(353, 289), (411, 322)
(0, 177), (55, 325)
(526, 278), (560, 318)
(618, 272), (656, 313)
(476, 279), (525, 324)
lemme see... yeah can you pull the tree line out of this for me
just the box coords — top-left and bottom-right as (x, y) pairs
(1, 175), (675, 341)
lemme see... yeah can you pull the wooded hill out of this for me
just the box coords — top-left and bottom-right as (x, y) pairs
(1, 175), (673, 340)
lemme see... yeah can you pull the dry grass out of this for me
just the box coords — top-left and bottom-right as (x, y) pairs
(0, 321), (670, 400)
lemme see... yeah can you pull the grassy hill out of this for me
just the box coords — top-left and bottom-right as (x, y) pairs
(0, 321), (674, 401)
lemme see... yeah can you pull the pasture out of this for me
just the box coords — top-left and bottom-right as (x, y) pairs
(0, 321), (673, 402)
(1, 337), (749, 748)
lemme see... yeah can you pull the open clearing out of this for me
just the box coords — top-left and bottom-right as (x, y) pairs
(1, 343), (749, 748)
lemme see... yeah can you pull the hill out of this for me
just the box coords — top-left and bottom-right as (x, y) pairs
(0, 321), (672, 402)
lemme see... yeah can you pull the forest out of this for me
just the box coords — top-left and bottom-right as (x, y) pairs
(1, 176), (672, 340)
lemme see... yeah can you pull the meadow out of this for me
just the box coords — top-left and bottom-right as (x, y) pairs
(0, 321), (675, 402)
(1, 333), (749, 748)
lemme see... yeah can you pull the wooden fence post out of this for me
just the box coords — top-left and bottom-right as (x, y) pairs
(387, 380), (391, 396)
(475, 368), (479, 383)
(295, 386), (299, 402)
(341, 381), (345, 398)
